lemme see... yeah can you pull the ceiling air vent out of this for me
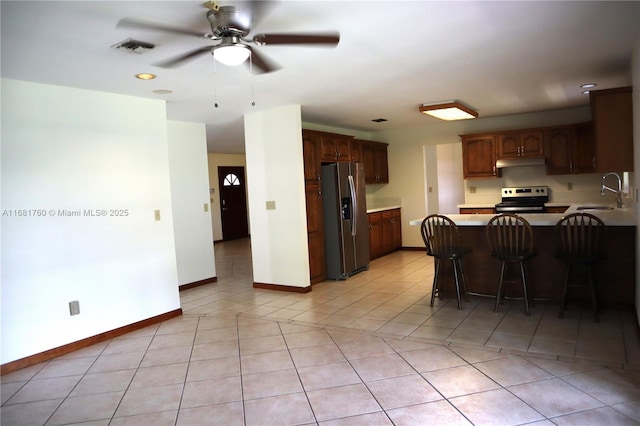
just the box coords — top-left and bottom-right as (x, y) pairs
(111, 38), (156, 54)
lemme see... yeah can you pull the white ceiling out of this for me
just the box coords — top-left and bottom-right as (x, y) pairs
(2, 1), (639, 153)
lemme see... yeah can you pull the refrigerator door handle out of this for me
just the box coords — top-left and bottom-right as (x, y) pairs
(348, 174), (357, 237)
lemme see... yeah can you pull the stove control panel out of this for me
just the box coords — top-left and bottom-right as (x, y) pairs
(501, 186), (549, 198)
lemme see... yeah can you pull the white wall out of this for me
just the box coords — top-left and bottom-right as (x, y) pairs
(168, 121), (216, 285)
(207, 153), (247, 241)
(371, 106), (593, 247)
(1, 79), (180, 364)
(436, 143), (465, 214)
(244, 105), (310, 288)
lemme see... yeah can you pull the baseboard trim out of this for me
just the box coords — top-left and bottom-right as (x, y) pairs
(401, 246), (426, 252)
(253, 282), (312, 293)
(179, 276), (217, 291)
(0, 308), (183, 376)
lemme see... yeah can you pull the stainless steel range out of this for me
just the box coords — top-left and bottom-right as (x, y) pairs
(495, 186), (549, 213)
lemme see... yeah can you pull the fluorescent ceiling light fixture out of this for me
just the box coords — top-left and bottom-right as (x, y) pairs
(214, 44), (250, 66)
(419, 101), (478, 120)
(135, 73), (156, 80)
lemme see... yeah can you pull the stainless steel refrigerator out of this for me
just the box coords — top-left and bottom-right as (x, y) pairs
(321, 162), (370, 280)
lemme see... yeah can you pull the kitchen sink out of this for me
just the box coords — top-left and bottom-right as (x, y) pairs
(576, 206), (614, 210)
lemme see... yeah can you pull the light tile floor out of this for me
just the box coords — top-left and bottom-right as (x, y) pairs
(2, 238), (639, 425)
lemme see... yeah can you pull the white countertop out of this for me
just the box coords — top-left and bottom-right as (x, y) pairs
(410, 204), (636, 227)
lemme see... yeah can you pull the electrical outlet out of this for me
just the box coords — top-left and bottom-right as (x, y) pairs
(69, 300), (80, 316)
(567, 182), (573, 190)
(469, 186), (477, 194)
(154, 210), (161, 221)
(266, 200), (276, 210)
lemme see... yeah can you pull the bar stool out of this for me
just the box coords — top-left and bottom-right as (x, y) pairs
(420, 214), (470, 309)
(486, 214), (536, 315)
(554, 213), (606, 322)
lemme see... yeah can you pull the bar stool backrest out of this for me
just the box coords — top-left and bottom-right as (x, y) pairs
(555, 213), (606, 262)
(420, 214), (461, 258)
(486, 214), (534, 258)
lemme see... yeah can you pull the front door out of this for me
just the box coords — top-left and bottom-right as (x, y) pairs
(217, 166), (249, 241)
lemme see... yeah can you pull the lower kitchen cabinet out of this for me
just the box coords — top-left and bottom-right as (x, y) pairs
(305, 182), (325, 284)
(368, 208), (401, 259)
(459, 207), (495, 214)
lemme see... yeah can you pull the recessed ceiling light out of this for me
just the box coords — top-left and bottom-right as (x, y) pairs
(581, 90), (591, 95)
(135, 73), (156, 80)
(152, 89), (173, 94)
(580, 83), (597, 89)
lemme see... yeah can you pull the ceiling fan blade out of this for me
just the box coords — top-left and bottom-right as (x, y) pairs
(253, 32), (340, 47)
(247, 46), (280, 74)
(154, 46), (213, 68)
(117, 18), (209, 39)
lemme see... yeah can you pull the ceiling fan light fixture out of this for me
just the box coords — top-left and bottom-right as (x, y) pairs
(419, 101), (478, 121)
(214, 44), (250, 66)
(135, 73), (156, 80)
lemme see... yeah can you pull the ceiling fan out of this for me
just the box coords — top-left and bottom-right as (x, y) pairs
(116, 1), (340, 74)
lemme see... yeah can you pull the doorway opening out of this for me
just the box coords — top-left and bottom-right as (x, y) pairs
(217, 166), (249, 241)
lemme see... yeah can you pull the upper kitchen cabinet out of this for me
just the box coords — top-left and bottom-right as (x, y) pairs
(572, 122), (597, 174)
(319, 131), (354, 162)
(350, 139), (363, 163)
(461, 134), (499, 179)
(362, 141), (389, 184)
(590, 86), (633, 172)
(302, 130), (322, 183)
(496, 131), (544, 159)
(544, 124), (595, 175)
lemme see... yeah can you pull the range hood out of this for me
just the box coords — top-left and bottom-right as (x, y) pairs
(496, 156), (546, 169)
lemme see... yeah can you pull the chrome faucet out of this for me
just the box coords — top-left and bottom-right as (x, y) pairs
(601, 172), (623, 208)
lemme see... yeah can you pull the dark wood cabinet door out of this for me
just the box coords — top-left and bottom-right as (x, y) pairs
(544, 126), (573, 175)
(368, 213), (382, 259)
(335, 137), (351, 161)
(362, 142), (389, 184)
(573, 122), (596, 174)
(350, 139), (363, 163)
(390, 210), (402, 249)
(320, 137), (338, 162)
(591, 86), (633, 172)
(302, 131), (322, 183)
(497, 133), (521, 158)
(462, 136), (497, 178)
(305, 183), (325, 283)
(521, 131), (544, 156)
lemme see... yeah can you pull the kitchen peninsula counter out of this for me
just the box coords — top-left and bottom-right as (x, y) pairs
(410, 205), (636, 305)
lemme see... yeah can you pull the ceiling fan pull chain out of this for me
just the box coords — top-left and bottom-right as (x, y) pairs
(250, 52), (255, 107)
(213, 56), (219, 108)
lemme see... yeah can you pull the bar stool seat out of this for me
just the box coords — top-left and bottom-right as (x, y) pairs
(486, 214), (536, 315)
(420, 215), (470, 310)
(554, 212), (606, 322)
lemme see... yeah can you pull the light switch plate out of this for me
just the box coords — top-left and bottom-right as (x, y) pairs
(154, 210), (161, 221)
(266, 200), (276, 210)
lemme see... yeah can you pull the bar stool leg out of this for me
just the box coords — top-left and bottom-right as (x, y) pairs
(430, 259), (440, 307)
(494, 261), (507, 313)
(452, 259), (462, 310)
(519, 261), (531, 316)
(457, 258), (470, 302)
